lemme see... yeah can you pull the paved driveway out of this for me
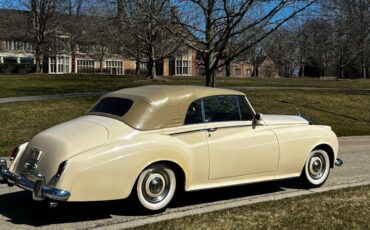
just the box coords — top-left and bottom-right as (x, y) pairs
(0, 136), (369, 230)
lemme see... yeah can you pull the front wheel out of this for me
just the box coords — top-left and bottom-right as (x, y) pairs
(300, 149), (330, 188)
(132, 163), (176, 211)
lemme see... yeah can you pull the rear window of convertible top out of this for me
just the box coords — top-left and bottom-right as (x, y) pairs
(89, 97), (133, 117)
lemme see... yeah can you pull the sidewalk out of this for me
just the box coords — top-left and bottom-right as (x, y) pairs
(0, 92), (103, 104)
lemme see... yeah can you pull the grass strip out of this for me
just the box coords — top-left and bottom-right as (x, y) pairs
(1, 75), (370, 98)
(137, 185), (370, 230)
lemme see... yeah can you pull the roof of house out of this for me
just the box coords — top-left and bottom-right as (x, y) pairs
(0, 9), (32, 40)
(0, 9), (112, 44)
(89, 85), (245, 130)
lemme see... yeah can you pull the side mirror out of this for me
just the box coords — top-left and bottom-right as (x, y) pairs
(255, 113), (263, 121)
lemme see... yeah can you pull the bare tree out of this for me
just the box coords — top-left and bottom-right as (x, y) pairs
(29, 0), (59, 73)
(164, 0), (316, 86)
(117, 0), (179, 79)
(320, 0), (370, 79)
(63, 0), (85, 73)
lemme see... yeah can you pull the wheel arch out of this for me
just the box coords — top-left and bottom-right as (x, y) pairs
(137, 160), (187, 192)
(311, 143), (335, 168)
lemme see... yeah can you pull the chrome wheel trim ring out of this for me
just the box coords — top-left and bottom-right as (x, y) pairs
(142, 171), (168, 203)
(308, 155), (325, 179)
(136, 166), (176, 210)
(305, 149), (330, 185)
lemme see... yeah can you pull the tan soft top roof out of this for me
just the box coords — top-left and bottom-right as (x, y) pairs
(94, 85), (245, 130)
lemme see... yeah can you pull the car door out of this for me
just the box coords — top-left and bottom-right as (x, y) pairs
(204, 95), (279, 180)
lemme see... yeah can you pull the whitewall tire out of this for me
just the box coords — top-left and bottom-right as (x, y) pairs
(301, 149), (330, 187)
(134, 163), (176, 211)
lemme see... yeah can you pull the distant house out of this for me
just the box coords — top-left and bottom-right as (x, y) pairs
(230, 61), (255, 77)
(256, 56), (280, 78)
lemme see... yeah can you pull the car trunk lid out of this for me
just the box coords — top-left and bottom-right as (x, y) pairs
(15, 115), (133, 184)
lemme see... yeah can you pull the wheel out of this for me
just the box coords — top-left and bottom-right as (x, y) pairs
(300, 149), (330, 188)
(133, 163), (176, 211)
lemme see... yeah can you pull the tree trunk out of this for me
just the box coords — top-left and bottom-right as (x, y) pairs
(148, 59), (157, 79)
(225, 62), (231, 77)
(301, 63), (305, 78)
(100, 58), (103, 73)
(339, 66), (344, 79)
(253, 62), (258, 77)
(151, 61), (157, 79)
(363, 65), (367, 80)
(71, 44), (76, 73)
(35, 53), (42, 73)
(205, 70), (216, 87)
(135, 60), (141, 77)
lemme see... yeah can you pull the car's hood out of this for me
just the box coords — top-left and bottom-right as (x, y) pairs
(15, 115), (134, 183)
(262, 114), (309, 125)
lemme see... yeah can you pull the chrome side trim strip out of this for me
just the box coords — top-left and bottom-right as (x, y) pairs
(170, 124), (253, 136)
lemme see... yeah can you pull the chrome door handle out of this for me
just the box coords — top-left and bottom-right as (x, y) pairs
(207, 128), (218, 132)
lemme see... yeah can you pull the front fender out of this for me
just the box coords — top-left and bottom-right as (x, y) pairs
(57, 134), (192, 202)
(274, 125), (338, 178)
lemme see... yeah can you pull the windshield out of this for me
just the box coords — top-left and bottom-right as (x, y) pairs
(89, 97), (133, 117)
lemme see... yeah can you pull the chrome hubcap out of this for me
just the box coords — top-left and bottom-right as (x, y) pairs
(308, 153), (326, 180)
(142, 170), (170, 203)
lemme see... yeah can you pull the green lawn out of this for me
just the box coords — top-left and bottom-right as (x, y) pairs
(0, 97), (98, 156)
(1, 74), (370, 98)
(0, 89), (369, 156)
(244, 89), (370, 136)
(136, 185), (370, 230)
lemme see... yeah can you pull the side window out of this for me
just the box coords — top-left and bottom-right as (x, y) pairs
(237, 96), (255, 121)
(203, 96), (240, 122)
(184, 100), (203, 125)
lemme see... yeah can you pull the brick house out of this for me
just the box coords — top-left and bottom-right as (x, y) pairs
(0, 9), (278, 77)
(256, 56), (280, 78)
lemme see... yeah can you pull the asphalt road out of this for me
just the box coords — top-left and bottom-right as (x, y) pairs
(0, 136), (369, 230)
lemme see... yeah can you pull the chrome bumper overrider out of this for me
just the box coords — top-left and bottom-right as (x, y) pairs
(335, 158), (343, 167)
(0, 159), (70, 201)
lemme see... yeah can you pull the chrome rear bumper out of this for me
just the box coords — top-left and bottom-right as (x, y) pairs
(0, 159), (70, 201)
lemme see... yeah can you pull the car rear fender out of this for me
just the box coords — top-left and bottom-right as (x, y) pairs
(56, 134), (191, 202)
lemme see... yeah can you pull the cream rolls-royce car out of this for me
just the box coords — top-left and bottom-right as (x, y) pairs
(0, 85), (343, 211)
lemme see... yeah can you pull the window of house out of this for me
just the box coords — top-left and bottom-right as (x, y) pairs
(265, 67), (272, 77)
(106, 60), (123, 75)
(15, 41), (25, 51)
(20, 57), (34, 64)
(175, 50), (191, 76)
(184, 100), (203, 125)
(49, 57), (56, 73)
(5, 41), (14, 51)
(203, 96), (241, 122)
(235, 68), (241, 76)
(246, 69), (252, 76)
(3, 57), (17, 64)
(77, 59), (95, 73)
(49, 56), (70, 74)
(140, 62), (147, 71)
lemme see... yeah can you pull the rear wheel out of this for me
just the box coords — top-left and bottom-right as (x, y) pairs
(300, 149), (330, 188)
(133, 163), (176, 211)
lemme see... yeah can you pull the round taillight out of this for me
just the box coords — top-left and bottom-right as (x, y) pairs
(56, 161), (67, 179)
(10, 147), (19, 162)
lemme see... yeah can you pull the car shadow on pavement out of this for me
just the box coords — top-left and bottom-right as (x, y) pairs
(0, 180), (297, 227)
